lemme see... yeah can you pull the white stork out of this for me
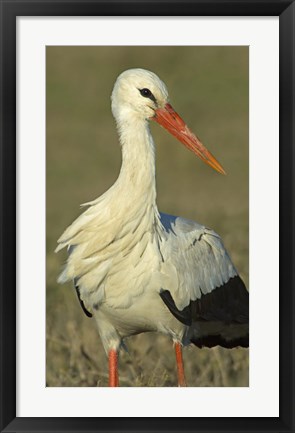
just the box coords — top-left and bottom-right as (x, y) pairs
(56, 68), (249, 387)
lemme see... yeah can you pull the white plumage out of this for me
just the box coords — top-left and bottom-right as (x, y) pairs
(56, 68), (248, 387)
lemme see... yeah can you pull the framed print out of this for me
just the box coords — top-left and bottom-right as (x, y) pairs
(0, 1), (294, 432)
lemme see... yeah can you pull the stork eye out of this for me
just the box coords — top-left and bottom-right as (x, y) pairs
(139, 88), (157, 105)
(139, 88), (152, 98)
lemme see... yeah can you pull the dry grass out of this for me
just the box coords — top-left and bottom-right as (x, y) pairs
(46, 46), (249, 387)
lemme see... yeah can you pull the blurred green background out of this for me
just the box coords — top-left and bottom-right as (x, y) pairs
(47, 46), (249, 387)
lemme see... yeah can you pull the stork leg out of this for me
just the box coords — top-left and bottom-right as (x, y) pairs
(174, 342), (187, 387)
(108, 349), (119, 387)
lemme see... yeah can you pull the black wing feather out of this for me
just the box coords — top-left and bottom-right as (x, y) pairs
(160, 275), (249, 348)
(74, 278), (92, 318)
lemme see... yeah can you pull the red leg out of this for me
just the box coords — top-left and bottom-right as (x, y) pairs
(174, 342), (187, 387)
(108, 349), (119, 387)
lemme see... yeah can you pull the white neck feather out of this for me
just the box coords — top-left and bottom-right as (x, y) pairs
(117, 117), (156, 199)
(56, 113), (164, 285)
(111, 115), (163, 236)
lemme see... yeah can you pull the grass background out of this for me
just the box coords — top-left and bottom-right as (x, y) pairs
(46, 46), (249, 387)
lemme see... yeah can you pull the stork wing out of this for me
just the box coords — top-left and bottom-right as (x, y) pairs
(158, 213), (249, 347)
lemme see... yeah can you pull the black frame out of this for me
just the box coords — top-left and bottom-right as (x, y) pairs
(0, 1), (294, 432)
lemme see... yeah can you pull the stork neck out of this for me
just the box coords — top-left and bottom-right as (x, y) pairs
(117, 118), (156, 199)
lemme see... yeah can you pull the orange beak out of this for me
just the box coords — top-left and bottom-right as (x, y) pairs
(152, 103), (226, 175)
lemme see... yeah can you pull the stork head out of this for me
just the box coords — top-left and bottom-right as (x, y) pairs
(111, 68), (225, 175)
(111, 68), (169, 122)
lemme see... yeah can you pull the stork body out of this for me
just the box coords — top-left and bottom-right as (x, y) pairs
(56, 69), (249, 387)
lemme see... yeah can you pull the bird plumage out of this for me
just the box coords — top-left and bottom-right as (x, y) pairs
(56, 68), (248, 385)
